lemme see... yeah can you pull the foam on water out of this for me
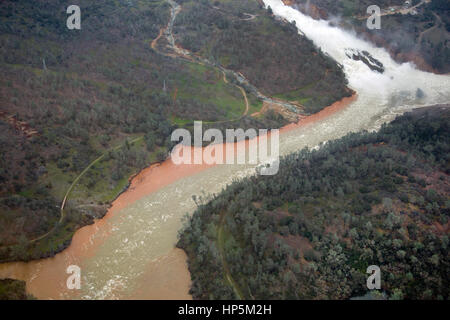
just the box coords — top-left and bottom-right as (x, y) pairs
(264, 0), (450, 104)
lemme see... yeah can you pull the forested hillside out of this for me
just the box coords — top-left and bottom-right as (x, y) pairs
(178, 106), (450, 300)
(0, 0), (350, 263)
(0, 0), (176, 262)
(174, 0), (351, 113)
(288, 0), (450, 73)
(0, 279), (33, 300)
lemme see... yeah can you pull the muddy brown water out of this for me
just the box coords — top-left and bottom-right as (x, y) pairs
(2, 0), (450, 299)
(0, 95), (358, 300)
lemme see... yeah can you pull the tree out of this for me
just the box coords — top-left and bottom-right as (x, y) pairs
(145, 132), (156, 151)
(389, 289), (404, 300)
(10, 235), (28, 260)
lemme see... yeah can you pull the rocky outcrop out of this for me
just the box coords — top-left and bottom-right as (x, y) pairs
(345, 48), (385, 73)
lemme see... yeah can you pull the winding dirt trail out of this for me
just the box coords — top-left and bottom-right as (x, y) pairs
(221, 70), (249, 116)
(417, 12), (442, 46)
(152, 3), (250, 121)
(0, 137), (145, 249)
(238, 86), (250, 116)
(151, 28), (164, 51)
(156, 0), (300, 117)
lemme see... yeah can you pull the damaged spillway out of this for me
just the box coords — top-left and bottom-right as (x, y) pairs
(345, 48), (385, 73)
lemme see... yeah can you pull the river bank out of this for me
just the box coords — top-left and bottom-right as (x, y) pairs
(0, 0), (357, 297)
(2, 0), (449, 300)
(0, 91), (356, 300)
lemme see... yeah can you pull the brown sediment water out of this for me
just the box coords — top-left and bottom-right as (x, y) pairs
(128, 248), (192, 300)
(0, 93), (356, 300)
(2, 0), (449, 300)
(0, 148), (213, 299)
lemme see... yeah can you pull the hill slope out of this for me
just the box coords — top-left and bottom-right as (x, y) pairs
(175, 0), (352, 113)
(178, 105), (450, 300)
(286, 0), (450, 73)
(0, 0), (350, 263)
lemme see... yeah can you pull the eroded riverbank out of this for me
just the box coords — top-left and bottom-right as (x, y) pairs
(0, 92), (356, 300)
(1, 0), (449, 300)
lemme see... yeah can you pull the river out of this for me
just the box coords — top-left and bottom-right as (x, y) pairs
(0, 0), (449, 299)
